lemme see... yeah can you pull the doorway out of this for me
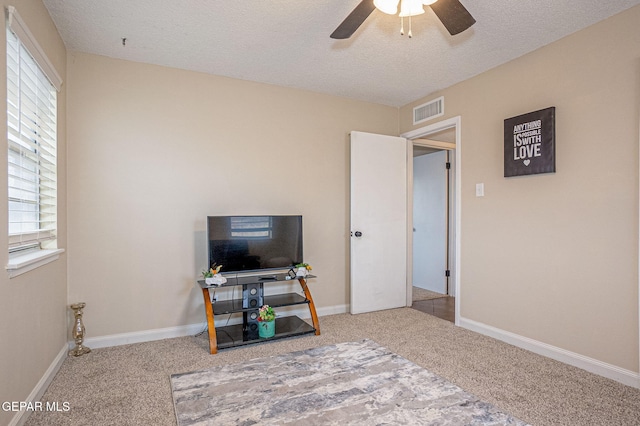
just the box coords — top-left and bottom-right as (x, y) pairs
(410, 145), (455, 322)
(402, 117), (461, 325)
(412, 148), (450, 295)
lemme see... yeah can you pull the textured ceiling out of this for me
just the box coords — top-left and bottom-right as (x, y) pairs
(43, 0), (640, 107)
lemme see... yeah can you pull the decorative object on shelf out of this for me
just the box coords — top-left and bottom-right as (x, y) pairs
(295, 263), (312, 278)
(258, 305), (276, 338)
(202, 263), (226, 286)
(68, 302), (91, 357)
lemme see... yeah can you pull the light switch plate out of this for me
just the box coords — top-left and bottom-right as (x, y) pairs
(476, 183), (484, 197)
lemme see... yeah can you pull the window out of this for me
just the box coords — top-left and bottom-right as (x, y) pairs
(5, 6), (63, 277)
(230, 216), (273, 239)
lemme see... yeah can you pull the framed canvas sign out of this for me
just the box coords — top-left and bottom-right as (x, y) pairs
(504, 107), (555, 177)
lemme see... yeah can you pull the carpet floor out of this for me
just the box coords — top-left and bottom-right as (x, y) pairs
(25, 308), (640, 426)
(171, 340), (529, 425)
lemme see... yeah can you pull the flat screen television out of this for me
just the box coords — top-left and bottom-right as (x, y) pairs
(207, 215), (303, 274)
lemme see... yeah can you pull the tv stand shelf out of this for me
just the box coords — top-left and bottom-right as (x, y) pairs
(197, 274), (320, 354)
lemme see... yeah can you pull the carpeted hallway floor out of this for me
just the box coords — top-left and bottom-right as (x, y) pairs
(25, 308), (640, 425)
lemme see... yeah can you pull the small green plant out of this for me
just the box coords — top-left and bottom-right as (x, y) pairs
(295, 263), (312, 271)
(202, 263), (222, 278)
(258, 305), (276, 322)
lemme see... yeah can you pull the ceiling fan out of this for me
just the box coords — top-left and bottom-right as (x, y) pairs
(330, 0), (476, 39)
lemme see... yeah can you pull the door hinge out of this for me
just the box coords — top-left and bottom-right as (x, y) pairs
(446, 162), (451, 169)
(445, 270), (450, 277)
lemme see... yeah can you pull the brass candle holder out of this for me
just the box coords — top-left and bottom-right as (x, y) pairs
(69, 302), (91, 357)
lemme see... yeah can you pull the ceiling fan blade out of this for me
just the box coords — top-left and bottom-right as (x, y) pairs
(330, 0), (377, 39)
(430, 0), (476, 36)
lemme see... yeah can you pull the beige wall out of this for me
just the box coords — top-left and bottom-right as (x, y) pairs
(401, 6), (640, 372)
(0, 1), (67, 425)
(66, 53), (398, 338)
(3, 5), (638, 419)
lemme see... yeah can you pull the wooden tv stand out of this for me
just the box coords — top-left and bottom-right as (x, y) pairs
(197, 273), (320, 354)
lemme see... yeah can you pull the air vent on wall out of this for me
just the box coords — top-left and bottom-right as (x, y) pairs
(413, 96), (444, 125)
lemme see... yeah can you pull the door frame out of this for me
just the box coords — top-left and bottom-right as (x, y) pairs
(402, 116), (462, 325)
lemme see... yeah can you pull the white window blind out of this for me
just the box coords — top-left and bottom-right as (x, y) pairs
(230, 216), (273, 239)
(6, 9), (59, 253)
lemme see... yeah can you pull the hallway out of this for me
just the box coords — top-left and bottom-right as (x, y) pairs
(412, 297), (455, 323)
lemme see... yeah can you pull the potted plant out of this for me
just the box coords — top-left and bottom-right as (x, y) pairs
(202, 264), (224, 286)
(295, 263), (312, 278)
(258, 304), (276, 338)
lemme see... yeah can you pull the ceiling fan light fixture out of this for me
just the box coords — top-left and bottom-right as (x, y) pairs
(330, 0), (474, 40)
(399, 0), (425, 17)
(373, 0), (400, 15)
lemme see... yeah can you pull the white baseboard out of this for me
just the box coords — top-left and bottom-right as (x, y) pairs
(79, 304), (350, 350)
(79, 322), (208, 350)
(316, 304), (349, 316)
(458, 316), (640, 389)
(9, 344), (68, 426)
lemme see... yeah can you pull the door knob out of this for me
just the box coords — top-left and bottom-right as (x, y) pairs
(354, 231), (363, 237)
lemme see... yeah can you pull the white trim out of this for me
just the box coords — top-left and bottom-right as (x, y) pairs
(403, 116), (461, 140)
(459, 316), (640, 389)
(8, 344), (67, 426)
(406, 142), (415, 306)
(5, 5), (62, 91)
(6, 248), (64, 278)
(79, 304), (349, 350)
(401, 116), (462, 324)
(412, 139), (456, 151)
(80, 323), (208, 350)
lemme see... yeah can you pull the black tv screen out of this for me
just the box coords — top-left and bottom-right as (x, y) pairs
(207, 215), (303, 274)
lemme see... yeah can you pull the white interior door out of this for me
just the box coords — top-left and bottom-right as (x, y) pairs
(350, 131), (407, 314)
(413, 151), (447, 294)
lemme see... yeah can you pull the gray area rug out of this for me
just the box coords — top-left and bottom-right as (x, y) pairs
(170, 339), (528, 425)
